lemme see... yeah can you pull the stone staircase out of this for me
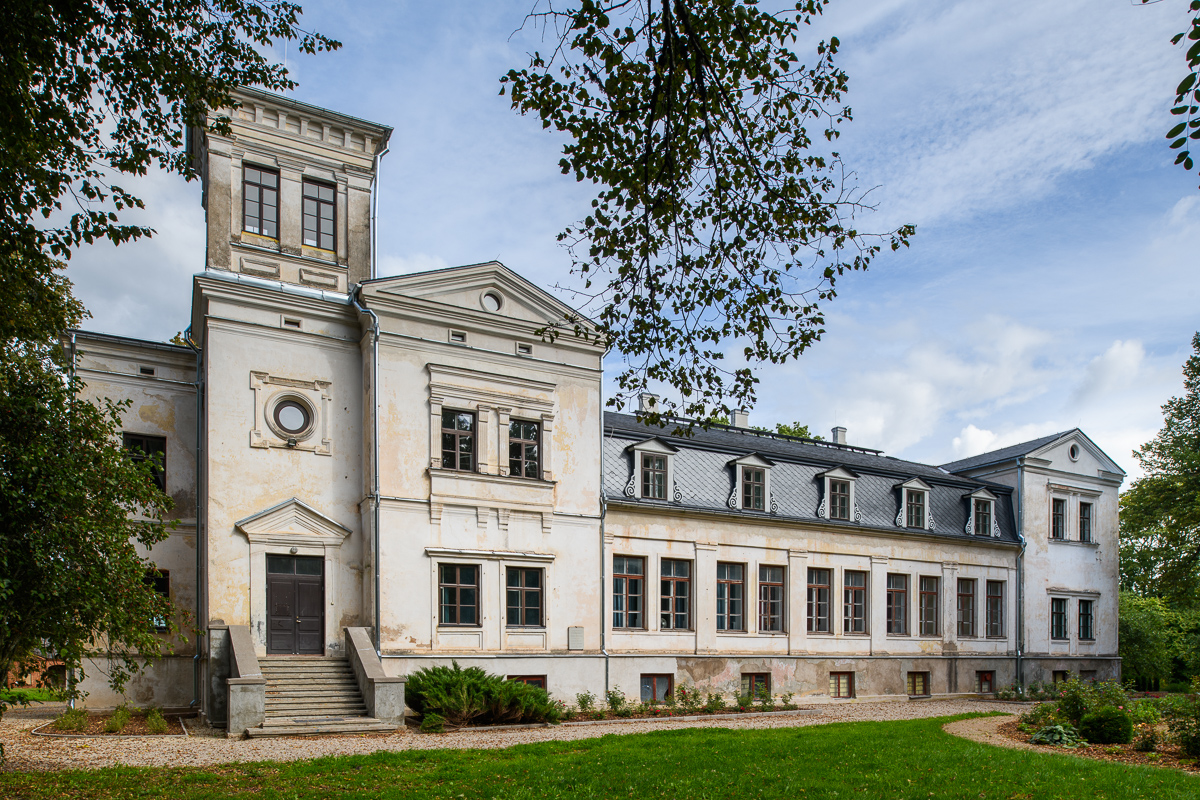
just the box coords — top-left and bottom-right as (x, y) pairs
(246, 657), (397, 737)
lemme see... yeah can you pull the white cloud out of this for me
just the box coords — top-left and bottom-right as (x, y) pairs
(377, 253), (451, 277)
(1070, 340), (1146, 409)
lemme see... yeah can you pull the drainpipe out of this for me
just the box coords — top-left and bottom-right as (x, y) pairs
(184, 330), (204, 709)
(1016, 456), (1027, 689)
(351, 289), (382, 656)
(600, 410), (609, 694)
(68, 331), (78, 710)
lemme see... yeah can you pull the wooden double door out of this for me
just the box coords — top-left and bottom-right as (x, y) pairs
(266, 555), (324, 655)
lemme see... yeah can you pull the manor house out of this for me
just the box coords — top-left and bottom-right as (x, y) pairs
(73, 88), (1124, 736)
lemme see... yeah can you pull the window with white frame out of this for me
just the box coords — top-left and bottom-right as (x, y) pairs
(625, 438), (678, 501)
(964, 488), (998, 537)
(817, 467), (858, 522)
(728, 454), (773, 512)
(895, 478), (935, 530)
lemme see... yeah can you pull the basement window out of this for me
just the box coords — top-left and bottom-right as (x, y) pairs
(516, 343), (533, 356)
(139, 366), (156, 376)
(449, 330), (466, 344)
(282, 317), (302, 329)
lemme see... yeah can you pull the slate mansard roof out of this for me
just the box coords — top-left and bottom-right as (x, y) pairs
(603, 412), (1019, 546)
(937, 431), (1073, 473)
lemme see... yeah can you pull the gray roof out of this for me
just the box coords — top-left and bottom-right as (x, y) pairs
(603, 412), (1018, 545)
(938, 431), (1073, 474)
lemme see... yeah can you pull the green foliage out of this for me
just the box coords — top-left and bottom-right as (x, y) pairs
(1029, 723), (1084, 748)
(419, 713), (445, 734)
(1135, 728), (1159, 753)
(674, 684), (703, 714)
(52, 707), (87, 732)
(7, 714), (1200, 799)
(1146, 1), (1200, 184)
(1124, 699), (1162, 727)
(1118, 592), (1175, 685)
(1078, 707), (1133, 745)
(144, 707), (168, 734)
(103, 705), (131, 734)
(1119, 332), (1200, 609)
(1019, 702), (1064, 731)
(605, 686), (627, 713)
(1055, 678), (1127, 726)
(1165, 677), (1200, 756)
(773, 422), (823, 440)
(703, 692), (726, 713)
(502, 1), (914, 425)
(575, 690), (597, 713)
(403, 662), (561, 728)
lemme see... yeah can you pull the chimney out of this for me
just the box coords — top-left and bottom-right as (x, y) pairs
(831, 426), (847, 445)
(732, 409), (750, 428)
(638, 392), (660, 413)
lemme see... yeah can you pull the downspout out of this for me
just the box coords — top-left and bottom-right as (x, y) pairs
(1016, 456), (1027, 689)
(184, 330), (204, 709)
(351, 289), (382, 656)
(68, 332), (78, 710)
(370, 147), (390, 280)
(600, 411), (609, 694)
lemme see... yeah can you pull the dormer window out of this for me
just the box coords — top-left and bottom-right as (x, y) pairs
(643, 454), (667, 499)
(625, 438), (679, 501)
(895, 478), (935, 531)
(817, 467), (859, 522)
(728, 454), (774, 513)
(964, 488), (999, 537)
(742, 467), (764, 510)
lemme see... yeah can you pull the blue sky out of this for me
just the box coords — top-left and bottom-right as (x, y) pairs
(66, 1), (1200, 479)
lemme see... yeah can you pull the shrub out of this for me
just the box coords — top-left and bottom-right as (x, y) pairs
(145, 708), (168, 734)
(420, 713), (445, 733)
(1124, 699), (1161, 726)
(675, 685), (703, 714)
(1029, 723), (1083, 748)
(405, 661), (561, 728)
(1056, 677), (1128, 726)
(53, 707), (88, 732)
(779, 692), (796, 710)
(1134, 728), (1158, 752)
(104, 705), (131, 733)
(1079, 707), (1133, 744)
(1165, 677), (1200, 757)
(575, 690), (596, 713)
(605, 687), (627, 713)
(1018, 702), (1062, 730)
(703, 692), (725, 714)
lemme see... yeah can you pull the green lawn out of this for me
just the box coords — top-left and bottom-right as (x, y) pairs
(1, 714), (1196, 799)
(0, 687), (63, 705)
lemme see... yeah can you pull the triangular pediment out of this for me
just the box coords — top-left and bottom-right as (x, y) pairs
(1028, 429), (1126, 478)
(964, 487), (998, 501)
(362, 261), (596, 331)
(816, 466), (858, 480)
(235, 498), (352, 547)
(728, 452), (775, 468)
(627, 437), (678, 455)
(896, 477), (934, 492)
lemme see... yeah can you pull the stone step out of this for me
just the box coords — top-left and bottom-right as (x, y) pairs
(246, 718), (395, 738)
(267, 688), (361, 698)
(262, 674), (358, 682)
(266, 701), (367, 713)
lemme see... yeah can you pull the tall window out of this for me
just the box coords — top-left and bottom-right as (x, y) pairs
(1079, 502), (1093, 543)
(506, 567), (543, 627)
(509, 420), (540, 479)
(919, 576), (939, 636)
(439, 564), (478, 626)
(742, 467), (765, 510)
(843, 571), (867, 634)
(807, 568), (831, 633)
(302, 180), (336, 251)
(441, 410), (475, 471)
(973, 499), (992, 536)
(829, 672), (854, 699)
(1051, 498), (1066, 539)
(612, 556), (645, 629)
(145, 569), (170, 630)
(641, 454), (667, 499)
(1078, 599), (1094, 640)
(906, 672), (929, 697)
(660, 559), (691, 630)
(957, 578), (976, 637)
(830, 479), (850, 520)
(1051, 597), (1069, 640)
(716, 563), (745, 631)
(886, 574), (908, 635)
(242, 165), (279, 238)
(123, 433), (166, 492)
(985, 581), (1004, 637)
(906, 490), (925, 528)
(758, 565), (784, 632)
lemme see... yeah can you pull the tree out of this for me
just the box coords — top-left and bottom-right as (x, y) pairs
(0, 0), (338, 726)
(1119, 332), (1200, 610)
(1143, 1), (1200, 185)
(1118, 592), (1174, 688)
(503, 0), (913, 427)
(773, 421), (823, 440)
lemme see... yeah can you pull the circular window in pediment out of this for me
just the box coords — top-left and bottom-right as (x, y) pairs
(481, 290), (503, 312)
(1068, 444), (1080, 461)
(267, 393), (317, 441)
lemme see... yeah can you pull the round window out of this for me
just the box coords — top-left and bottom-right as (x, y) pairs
(481, 291), (503, 312)
(1068, 444), (1080, 461)
(274, 399), (311, 435)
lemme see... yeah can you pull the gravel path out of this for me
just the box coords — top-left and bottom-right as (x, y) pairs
(942, 714), (1034, 751)
(1, 700), (1020, 773)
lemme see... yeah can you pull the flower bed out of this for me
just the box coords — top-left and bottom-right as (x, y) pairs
(998, 719), (1199, 773)
(35, 706), (186, 737)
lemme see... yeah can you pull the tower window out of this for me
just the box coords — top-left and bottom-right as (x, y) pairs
(243, 166), (279, 239)
(302, 180), (336, 251)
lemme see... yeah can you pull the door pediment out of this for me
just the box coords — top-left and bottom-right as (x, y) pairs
(235, 498), (352, 548)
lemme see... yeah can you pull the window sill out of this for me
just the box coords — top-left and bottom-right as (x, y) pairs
(1049, 539), (1099, 547)
(301, 245), (338, 262)
(505, 627), (546, 631)
(438, 625), (483, 630)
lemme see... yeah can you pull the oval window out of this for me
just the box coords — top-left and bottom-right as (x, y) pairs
(1068, 444), (1079, 461)
(274, 399), (311, 435)
(481, 291), (503, 312)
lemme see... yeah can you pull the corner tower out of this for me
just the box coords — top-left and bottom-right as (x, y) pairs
(189, 87), (392, 291)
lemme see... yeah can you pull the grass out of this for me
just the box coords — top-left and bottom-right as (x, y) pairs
(0, 687), (64, 705)
(1, 713), (1197, 799)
